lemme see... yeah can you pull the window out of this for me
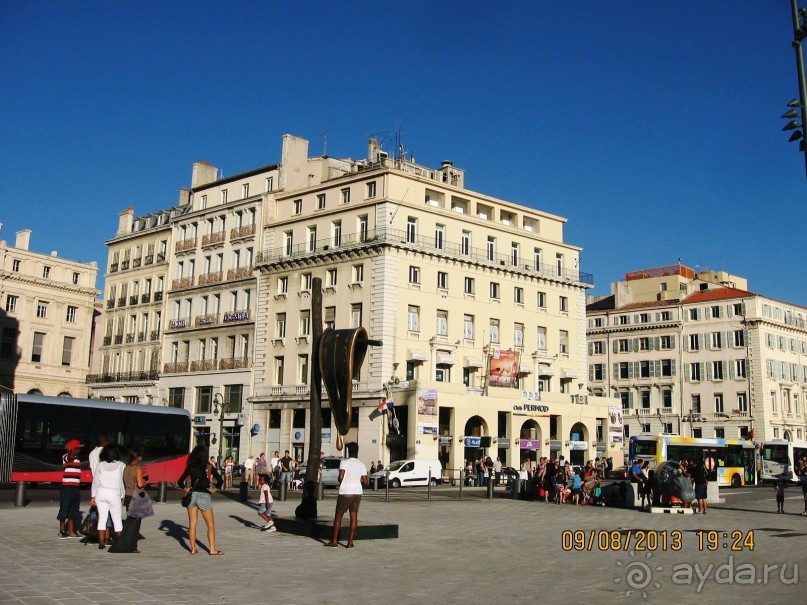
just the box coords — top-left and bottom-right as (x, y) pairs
(771, 390), (777, 413)
(537, 291), (546, 308)
(200, 194), (208, 209)
(464, 315), (474, 340)
(436, 310), (448, 336)
(341, 188), (351, 204)
(358, 216), (368, 242)
(302, 273), (312, 291)
(661, 359), (673, 377)
(43, 266), (51, 278)
(278, 276), (288, 294)
(490, 282), (500, 300)
(533, 248), (542, 269)
(640, 361), (651, 378)
(710, 305), (720, 319)
(332, 221), (342, 247)
(511, 242), (520, 266)
(660, 335), (673, 349)
(660, 311), (672, 321)
(737, 392), (748, 413)
(242, 183), (249, 198)
(276, 313), (286, 338)
(733, 330), (745, 347)
(591, 364), (604, 381)
(327, 268), (337, 287)
(351, 304), (362, 328)
(299, 310), (311, 337)
(735, 359), (747, 378)
(487, 237), (496, 261)
(619, 362), (629, 379)
(464, 277), (475, 295)
(31, 332), (44, 362)
(536, 326), (547, 351)
(638, 313), (650, 323)
(317, 194), (326, 209)
(618, 339), (630, 352)
(366, 181), (376, 198)
(408, 306), (420, 332)
(592, 341), (604, 355)
(514, 323), (524, 348)
(274, 357), (285, 386)
(66, 306), (77, 323)
(714, 394), (724, 414)
(406, 217), (417, 243)
(690, 363), (702, 381)
(12, 259), (20, 272)
(352, 264), (364, 283)
(712, 361), (724, 380)
(689, 308), (700, 321)
(461, 231), (471, 255)
(710, 332), (722, 349)
(283, 231), (293, 256)
(641, 391), (651, 409)
(618, 315), (629, 325)
(294, 199), (303, 214)
(324, 306), (336, 330)
(408, 266), (421, 284)
(489, 319), (500, 343)
(221, 189), (228, 204)
(5, 295), (18, 313)
(167, 387), (184, 409)
(559, 330), (568, 354)
(307, 227), (317, 252)
(265, 176), (274, 192)
(662, 422), (673, 433)
(688, 334), (700, 351)
(72, 272), (79, 285)
(639, 337), (650, 351)
(714, 427), (725, 439)
(36, 301), (48, 319)
(62, 336), (74, 366)
(662, 391), (672, 409)
(691, 394), (701, 413)
(437, 272), (448, 290)
(514, 287), (524, 305)
(435, 225), (445, 250)
(299, 355), (309, 383)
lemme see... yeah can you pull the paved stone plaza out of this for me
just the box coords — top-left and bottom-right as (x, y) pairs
(1, 488), (804, 604)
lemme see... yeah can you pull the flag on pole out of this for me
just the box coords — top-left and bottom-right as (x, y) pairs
(369, 398), (394, 421)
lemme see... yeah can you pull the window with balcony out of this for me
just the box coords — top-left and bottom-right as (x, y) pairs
(406, 217), (417, 243)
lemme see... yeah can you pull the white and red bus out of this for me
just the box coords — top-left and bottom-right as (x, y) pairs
(1, 393), (191, 484)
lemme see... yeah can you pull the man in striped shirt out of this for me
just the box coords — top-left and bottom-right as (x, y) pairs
(57, 439), (83, 539)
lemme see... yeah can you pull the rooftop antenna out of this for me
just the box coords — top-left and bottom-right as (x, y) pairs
(320, 130), (332, 156)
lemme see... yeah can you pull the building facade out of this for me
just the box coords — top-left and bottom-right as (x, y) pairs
(586, 264), (807, 446)
(1, 229), (99, 396)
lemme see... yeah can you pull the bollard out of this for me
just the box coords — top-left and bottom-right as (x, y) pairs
(487, 476), (494, 499)
(512, 477), (521, 500)
(157, 481), (168, 503)
(239, 481), (249, 503)
(385, 470), (390, 501)
(428, 470), (432, 501)
(316, 481), (324, 501)
(14, 482), (27, 507)
(278, 480), (287, 501)
(373, 476), (379, 492)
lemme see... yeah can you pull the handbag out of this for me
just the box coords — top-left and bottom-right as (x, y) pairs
(181, 490), (192, 507)
(129, 490), (155, 518)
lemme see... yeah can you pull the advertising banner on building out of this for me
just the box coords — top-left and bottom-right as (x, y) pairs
(417, 388), (438, 434)
(608, 405), (624, 443)
(488, 350), (520, 388)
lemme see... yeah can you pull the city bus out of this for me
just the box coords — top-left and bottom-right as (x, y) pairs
(760, 439), (807, 484)
(0, 393), (192, 484)
(629, 434), (756, 487)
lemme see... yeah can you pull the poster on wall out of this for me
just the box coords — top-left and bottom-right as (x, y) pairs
(417, 388), (438, 434)
(608, 405), (624, 443)
(488, 349), (520, 388)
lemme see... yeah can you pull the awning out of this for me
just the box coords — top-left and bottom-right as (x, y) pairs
(436, 352), (456, 366)
(537, 365), (555, 377)
(561, 370), (578, 380)
(407, 349), (429, 362)
(518, 362), (533, 375)
(463, 356), (484, 369)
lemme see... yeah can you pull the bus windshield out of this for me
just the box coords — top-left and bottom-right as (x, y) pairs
(762, 444), (790, 465)
(633, 441), (657, 457)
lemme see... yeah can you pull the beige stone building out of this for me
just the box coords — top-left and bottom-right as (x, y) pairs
(87, 206), (172, 403)
(252, 138), (620, 471)
(0, 229), (98, 396)
(586, 264), (807, 447)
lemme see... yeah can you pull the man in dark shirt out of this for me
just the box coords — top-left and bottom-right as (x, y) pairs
(691, 460), (708, 514)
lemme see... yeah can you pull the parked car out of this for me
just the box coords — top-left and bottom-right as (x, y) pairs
(371, 459), (443, 487)
(297, 456), (344, 487)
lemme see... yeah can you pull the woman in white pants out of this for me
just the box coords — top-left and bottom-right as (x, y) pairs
(91, 445), (125, 550)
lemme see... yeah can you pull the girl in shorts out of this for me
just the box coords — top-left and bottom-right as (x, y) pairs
(257, 474), (276, 531)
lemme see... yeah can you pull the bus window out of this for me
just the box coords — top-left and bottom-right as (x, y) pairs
(633, 441), (658, 457)
(724, 445), (744, 468)
(763, 444), (789, 465)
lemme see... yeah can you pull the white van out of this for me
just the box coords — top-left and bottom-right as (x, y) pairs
(371, 459), (443, 487)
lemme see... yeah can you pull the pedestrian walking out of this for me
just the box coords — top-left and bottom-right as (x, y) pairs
(775, 477), (786, 513)
(257, 474), (276, 532)
(178, 445), (224, 555)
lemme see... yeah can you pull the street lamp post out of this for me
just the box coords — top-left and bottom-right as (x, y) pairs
(783, 0), (807, 178)
(213, 393), (228, 466)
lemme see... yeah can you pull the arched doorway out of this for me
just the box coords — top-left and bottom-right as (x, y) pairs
(463, 415), (489, 477)
(57, 391), (72, 397)
(569, 422), (589, 466)
(784, 430), (793, 442)
(27, 389), (42, 395)
(519, 420), (541, 471)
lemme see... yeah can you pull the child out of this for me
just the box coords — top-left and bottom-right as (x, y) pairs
(775, 478), (786, 513)
(258, 474), (276, 531)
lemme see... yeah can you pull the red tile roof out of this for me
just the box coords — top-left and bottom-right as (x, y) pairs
(683, 287), (753, 303)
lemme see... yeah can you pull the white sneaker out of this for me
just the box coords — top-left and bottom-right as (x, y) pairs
(261, 522), (275, 531)
(266, 525), (277, 532)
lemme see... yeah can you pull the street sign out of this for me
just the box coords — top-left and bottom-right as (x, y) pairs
(194, 416), (206, 424)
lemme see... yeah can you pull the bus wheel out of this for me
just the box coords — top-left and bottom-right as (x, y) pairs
(731, 474), (741, 488)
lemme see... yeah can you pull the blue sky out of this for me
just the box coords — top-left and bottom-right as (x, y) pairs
(2, 2), (805, 304)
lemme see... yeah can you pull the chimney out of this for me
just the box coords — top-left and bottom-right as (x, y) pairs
(117, 207), (134, 235)
(15, 229), (31, 250)
(192, 161), (218, 188)
(178, 187), (190, 207)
